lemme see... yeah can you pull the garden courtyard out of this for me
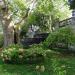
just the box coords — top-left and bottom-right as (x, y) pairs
(0, 0), (75, 75)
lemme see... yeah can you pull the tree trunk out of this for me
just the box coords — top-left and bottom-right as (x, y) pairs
(2, 21), (14, 47)
(0, 0), (29, 47)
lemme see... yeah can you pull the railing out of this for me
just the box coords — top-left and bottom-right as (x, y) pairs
(57, 17), (75, 28)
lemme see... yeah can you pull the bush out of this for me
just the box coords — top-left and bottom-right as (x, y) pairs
(0, 34), (4, 48)
(24, 45), (45, 64)
(1, 44), (24, 64)
(43, 27), (75, 51)
(1, 44), (45, 64)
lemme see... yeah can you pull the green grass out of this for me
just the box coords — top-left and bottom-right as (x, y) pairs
(0, 51), (75, 75)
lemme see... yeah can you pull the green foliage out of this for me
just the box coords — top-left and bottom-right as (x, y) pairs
(21, 11), (50, 34)
(0, 50), (75, 75)
(36, 0), (54, 14)
(36, 0), (70, 20)
(13, 0), (26, 10)
(53, 0), (70, 20)
(43, 27), (75, 51)
(6, 0), (28, 24)
(0, 34), (4, 48)
(1, 44), (45, 64)
(1, 44), (24, 64)
(29, 44), (45, 55)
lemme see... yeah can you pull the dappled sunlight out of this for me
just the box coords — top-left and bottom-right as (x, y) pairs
(8, 21), (14, 29)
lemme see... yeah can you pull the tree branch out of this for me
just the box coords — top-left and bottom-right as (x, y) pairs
(15, 8), (30, 25)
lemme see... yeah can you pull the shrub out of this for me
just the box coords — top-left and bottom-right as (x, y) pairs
(1, 44), (45, 64)
(43, 27), (75, 51)
(0, 34), (4, 48)
(23, 44), (46, 64)
(1, 44), (24, 64)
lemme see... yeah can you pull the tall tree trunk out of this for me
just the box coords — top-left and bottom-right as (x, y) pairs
(2, 21), (14, 47)
(0, 3), (14, 47)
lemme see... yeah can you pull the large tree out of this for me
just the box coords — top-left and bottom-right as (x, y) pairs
(0, 0), (36, 47)
(0, 0), (70, 47)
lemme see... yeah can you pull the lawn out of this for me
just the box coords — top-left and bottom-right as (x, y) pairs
(0, 51), (75, 75)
